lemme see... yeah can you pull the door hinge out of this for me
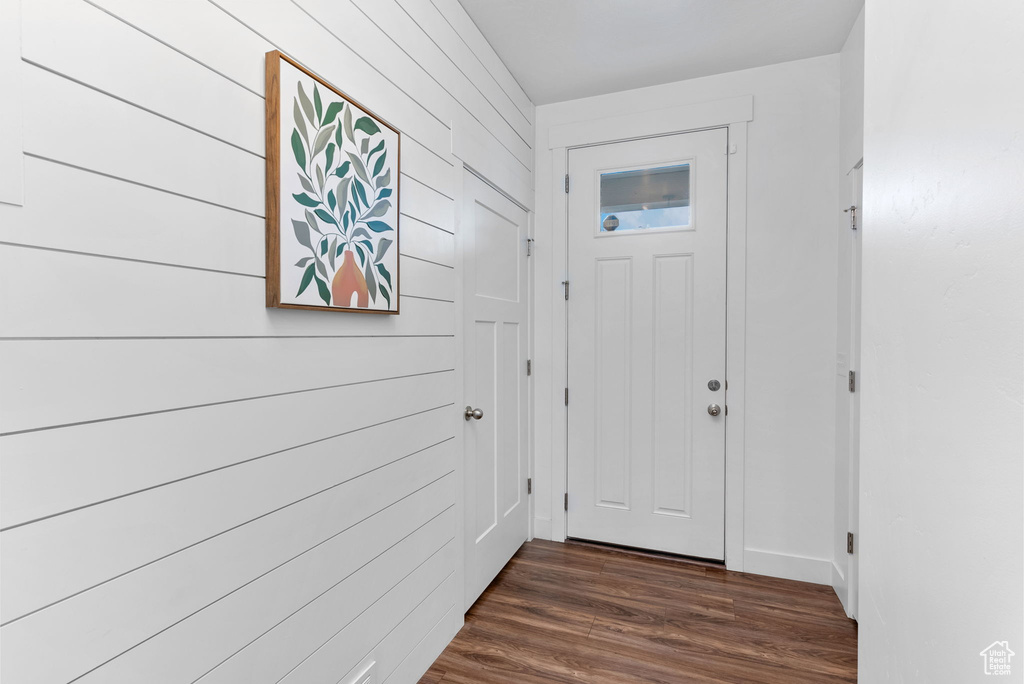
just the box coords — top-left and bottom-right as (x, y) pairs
(844, 205), (857, 230)
(847, 532), (854, 554)
(564, 174), (569, 194)
(564, 492), (569, 511)
(527, 477), (532, 495)
(526, 359), (532, 376)
(564, 387), (569, 406)
(848, 370), (856, 393)
(526, 238), (534, 256)
(562, 280), (569, 300)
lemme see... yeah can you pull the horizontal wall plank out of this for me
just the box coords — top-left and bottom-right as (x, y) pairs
(373, 573), (458, 684)
(401, 214), (455, 267)
(382, 603), (459, 684)
(2, 436), (452, 627)
(302, 0), (532, 170)
(277, 547), (456, 684)
(430, 0), (534, 124)
(2, 373), (454, 529)
(23, 62), (263, 215)
(0, 336), (454, 434)
(403, 173), (455, 232)
(0, 156), (264, 275)
(0, 245), (454, 338)
(394, 0), (532, 173)
(403, 135), (455, 199)
(2, 428), (453, 681)
(23, 0), (264, 154)
(197, 514), (455, 684)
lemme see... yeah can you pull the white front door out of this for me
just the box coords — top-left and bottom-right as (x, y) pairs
(566, 129), (728, 560)
(462, 171), (529, 608)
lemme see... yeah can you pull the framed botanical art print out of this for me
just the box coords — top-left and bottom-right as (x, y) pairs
(265, 50), (400, 313)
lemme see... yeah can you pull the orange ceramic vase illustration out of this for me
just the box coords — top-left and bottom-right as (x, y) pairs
(331, 249), (369, 308)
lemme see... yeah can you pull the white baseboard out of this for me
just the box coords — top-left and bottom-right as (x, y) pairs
(742, 549), (832, 585)
(532, 517), (552, 541)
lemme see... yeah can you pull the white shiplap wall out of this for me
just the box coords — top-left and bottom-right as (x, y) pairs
(0, 0), (533, 682)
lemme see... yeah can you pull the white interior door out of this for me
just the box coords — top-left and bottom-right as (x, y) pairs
(847, 162), (862, 619)
(566, 129), (728, 560)
(462, 171), (529, 608)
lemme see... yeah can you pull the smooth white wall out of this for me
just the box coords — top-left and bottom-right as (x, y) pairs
(831, 5), (865, 611)
(532, 55), (841, 583)
(0, 0), (533, 682)
(860, 0), (1024, 680)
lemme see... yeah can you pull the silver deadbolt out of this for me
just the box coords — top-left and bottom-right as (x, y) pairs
(464, 405), (484, 421)
(707, 404), (722, 417)
(708, 379), (721, 391)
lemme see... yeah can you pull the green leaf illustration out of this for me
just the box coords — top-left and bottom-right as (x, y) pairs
(297, 83), (315, 125)
(375, 168), (391, 189)
(354, 116), (381, 136)
(313, 125), (336, 158)
(334, 161), (351, 178)
(336, 177), (352, 218)
(365, 220), (392, 233)
(351, 227), (371, 241)
(324, 143), (335, 173)
(327, 189), (336, 212)
(315, 165), (324, 191)
(314, 255), (328, 280)
(372, 152), (387, 178)
(292, 219), (312, 249)
(367, 139), (385, 162)
(380, 282), (391, 309)
(322, 101), (344, 126)
(297, 173), (315, 194)
(355, 243), (366, 266)
(313, 84), (323, 124)
(342, 207), (351, 230)
(343, 106), (355, 144)
(293, 192), (318, 207)
(319, 237), (329, 256)
(315, 208), (339, 226)
(376, 262), (393, 289)
(375, 237), (393, 263)
(360, 137), (369, 156)
(364, 200), (391, 219)
(359, 239), (373, 253)
(328, 236), (337, 270)
(376, 187), (393, 200)
(304, 209), (322, 235)
(293, 101), (309, 144)
(294, 256), (313, 267)
(291, 130), (306, 170)
(347, 152), (370, 184)
(364, 257), (377, 302)
(296, 262), (315, 296)
(314, 273), (331, 305)
(353, 180), (368, 209)
(336, 243), (346, 258)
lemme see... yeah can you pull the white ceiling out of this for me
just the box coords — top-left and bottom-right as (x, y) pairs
(458, 0), (864, 105)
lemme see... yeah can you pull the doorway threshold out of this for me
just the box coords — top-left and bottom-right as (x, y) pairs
(564, 537), (725, 569)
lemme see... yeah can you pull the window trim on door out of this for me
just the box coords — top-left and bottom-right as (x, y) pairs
(543, 96), (752, 572)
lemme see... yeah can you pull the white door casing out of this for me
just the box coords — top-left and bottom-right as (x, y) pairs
(462, 171), (529, 608)
(566, 128), (728, 560)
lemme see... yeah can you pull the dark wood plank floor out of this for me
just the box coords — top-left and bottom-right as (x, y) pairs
(420, 540), (857, 683)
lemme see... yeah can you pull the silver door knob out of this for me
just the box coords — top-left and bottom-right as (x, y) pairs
(707, 404), (722, 417)
(464, 406), (484, 421)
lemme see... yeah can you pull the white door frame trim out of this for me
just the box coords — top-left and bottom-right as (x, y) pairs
(545, 95), (751, 571)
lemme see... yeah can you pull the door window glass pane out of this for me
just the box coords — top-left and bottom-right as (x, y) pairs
(600, 163), (690, 232)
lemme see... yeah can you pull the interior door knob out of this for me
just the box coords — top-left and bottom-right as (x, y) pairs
(465, 406), (484, 421)
(707, 404), (721, 417)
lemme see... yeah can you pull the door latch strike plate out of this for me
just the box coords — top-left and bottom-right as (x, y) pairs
(527, 359), (532, 376)
(847, 532), (854, 554)
(564, 387), (569, 406)
(849, 370), (856, 393)
(527, 478), (532, 495)
(564, 493), (568, 511)
(562, 280), (569, 300)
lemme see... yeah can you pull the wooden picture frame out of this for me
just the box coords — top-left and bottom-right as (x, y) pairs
(266, 50), (401, 314)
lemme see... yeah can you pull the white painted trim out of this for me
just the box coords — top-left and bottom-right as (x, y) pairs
(548, 95), (753, 150)
(0, 0), (24, 206)
(743, 549), (833, 586)
(724, 121), (747, 571)
(545, 98), (751, 569)
(532, 517), (552, 541)
(453, 163), (469, 615)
